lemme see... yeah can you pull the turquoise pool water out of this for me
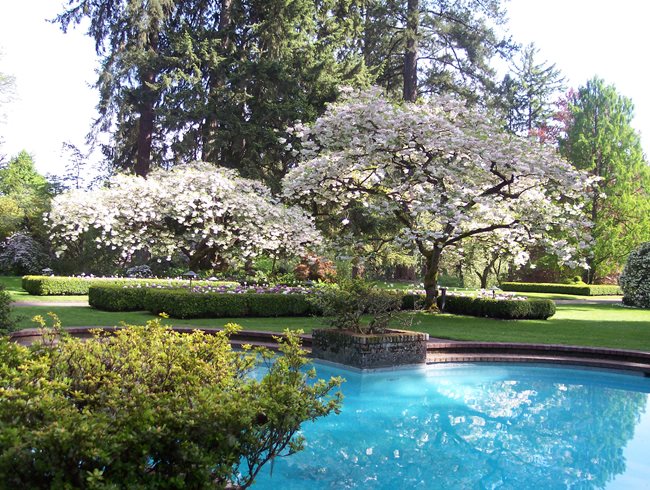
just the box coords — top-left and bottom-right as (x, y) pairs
(252, 363), (650, 489)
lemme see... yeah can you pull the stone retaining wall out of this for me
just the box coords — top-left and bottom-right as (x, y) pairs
(311, 329), (429, 369)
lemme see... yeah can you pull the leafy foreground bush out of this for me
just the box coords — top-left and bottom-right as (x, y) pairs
(0, 317), (342, 488)
(620, 242), (650, 308)
(500, 281), (621, 296)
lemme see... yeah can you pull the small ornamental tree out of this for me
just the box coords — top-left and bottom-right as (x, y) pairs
(47, 162), (321, 270)
(0, 318), (342, 488)
(282, 87), (593, 305)
(620, 242), (650, 308)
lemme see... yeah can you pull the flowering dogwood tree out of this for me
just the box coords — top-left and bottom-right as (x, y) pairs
(48, 162), (321, 270)
(282, 87), (593, 305)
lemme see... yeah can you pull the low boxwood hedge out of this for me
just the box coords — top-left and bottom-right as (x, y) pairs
(499, 282), (621, 296)
(90, 286), (317, 319)
(21, 275), (236, 296)
(437, 295), (556, 320)
(88, 286), (150, 312)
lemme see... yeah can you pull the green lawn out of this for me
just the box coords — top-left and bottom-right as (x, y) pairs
(11, 302), (650, 352)
(0, 276), (87, 303)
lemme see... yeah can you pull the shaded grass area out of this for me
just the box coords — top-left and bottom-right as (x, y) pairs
(12, 303), (650, 352)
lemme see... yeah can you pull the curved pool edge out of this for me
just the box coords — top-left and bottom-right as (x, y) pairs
(10, 326), (650, 375)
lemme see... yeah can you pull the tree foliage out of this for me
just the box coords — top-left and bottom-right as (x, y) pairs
(0, 318), (342, 488)
(0, 150), (51, 240)
(48, 162), (321, 271)
(56, 0), (369, 186)
(498, 43), (565, 135)
(559, 77), (650, 281)
(283, 87), (592, 304)
(362, 0), (513, 103)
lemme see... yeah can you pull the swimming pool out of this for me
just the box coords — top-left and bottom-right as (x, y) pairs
(251, 363), (650, 489)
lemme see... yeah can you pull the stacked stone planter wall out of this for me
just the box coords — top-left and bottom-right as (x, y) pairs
(311, 329), (429, 369)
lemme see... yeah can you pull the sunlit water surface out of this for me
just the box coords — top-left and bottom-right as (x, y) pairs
(252, 363), (650, 489)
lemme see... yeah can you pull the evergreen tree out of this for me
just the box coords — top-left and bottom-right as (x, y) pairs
(362, 0), (514, 103)
(498, 43), (565, 135)
(560, 77), (650, 282)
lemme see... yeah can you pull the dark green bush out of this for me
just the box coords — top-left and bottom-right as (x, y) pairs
(500, 282), (621, 296)
(88, 286), (149, 311)
(438, 295), (556, 320)
(21, 275), (236, 295)
(138, 288), (316, 319)
(0, 319), (341, 488)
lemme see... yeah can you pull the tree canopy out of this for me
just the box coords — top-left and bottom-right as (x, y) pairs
(559, 77), (650, 281)
(48, 162), (321, 270)
(282, 87), (592, 303)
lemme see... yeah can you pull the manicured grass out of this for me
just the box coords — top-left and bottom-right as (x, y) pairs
(12, 303), (650, 351)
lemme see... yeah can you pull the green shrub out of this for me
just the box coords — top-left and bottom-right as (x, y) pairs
(245, 293), (314, 317)
(620, 242), (650, 308)
(438, 295), (556, 320)
(90, 286), (318, 318)
(0, 286), (17, 335)
(500, 281), (621, 296)
(0, 318), (342, 488)
(308, 280), (404, 333)
(21, 275), (237, 295)
(88, 286), (149, 311)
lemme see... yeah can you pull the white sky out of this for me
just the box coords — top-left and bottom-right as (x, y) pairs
(0, 0), (649, 176)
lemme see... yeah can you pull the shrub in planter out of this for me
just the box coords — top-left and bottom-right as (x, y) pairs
(620, 242), (650, 308)
(0, 318), (342, 488)
(308, 279), (404, 333)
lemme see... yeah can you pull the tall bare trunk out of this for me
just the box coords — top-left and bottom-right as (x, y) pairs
(135, 69), (155, 177)
(403, 0), (419, 102)
(423, 247), (442, 308)
(202, 0), (233, 162)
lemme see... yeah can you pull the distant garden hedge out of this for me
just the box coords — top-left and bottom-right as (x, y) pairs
(90, 287), (317, 319)
(500, 282), (621, 296)
(22, 275), (236, 296)
(438, 295), (556, 320)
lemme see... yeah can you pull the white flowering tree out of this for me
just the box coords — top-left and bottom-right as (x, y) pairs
(282, 87), (593, 305)
(48, 162), (321, 270)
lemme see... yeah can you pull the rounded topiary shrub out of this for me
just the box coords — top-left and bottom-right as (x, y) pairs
(620, 242), (650, 308)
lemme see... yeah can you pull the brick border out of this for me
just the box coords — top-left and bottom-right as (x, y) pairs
(10, 327), (650, 375)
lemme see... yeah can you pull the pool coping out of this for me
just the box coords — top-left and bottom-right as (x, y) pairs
(10, 326), (650, 375)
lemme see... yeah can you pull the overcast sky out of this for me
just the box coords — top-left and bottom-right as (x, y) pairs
(1, 0), (649, 176)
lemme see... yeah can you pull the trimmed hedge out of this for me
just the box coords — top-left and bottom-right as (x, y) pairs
(21, 275), (236, 296)
(438, 295), (556, 320)
(90, 286), (316, 319)
(500, 282), (621, 296)
(88, 286), (149, 312)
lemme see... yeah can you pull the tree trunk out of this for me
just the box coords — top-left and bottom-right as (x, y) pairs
(135, 69), (155, 177)
(423, 247), (442, 308)
(201, 0), (233, 162)
(403, 0), (419, 102)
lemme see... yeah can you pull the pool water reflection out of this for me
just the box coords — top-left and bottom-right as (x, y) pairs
(252, 363), (650, 489)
